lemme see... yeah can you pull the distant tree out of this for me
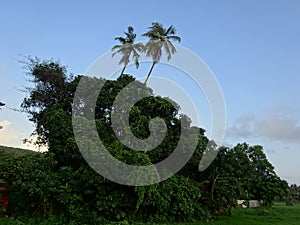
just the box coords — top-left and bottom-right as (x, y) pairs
(196, 143), (288, 212)
(142, 22), (181, 84)
(289, 184), (300, 201)
(112, 26), (144, 76)
(197, 145), (247, 213)
(244, 145), (289, 206)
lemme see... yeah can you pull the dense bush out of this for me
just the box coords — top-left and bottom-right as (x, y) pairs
(0, 152), (210, 224)
(135, 175), (211, 222)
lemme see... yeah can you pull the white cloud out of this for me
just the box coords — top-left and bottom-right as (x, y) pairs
(226, 108), (300, 184)
(255, 112), (300, 144)
(226, 113), (255, 139)
(0, 120), (47, 152)
(226, 108), (300, 145)
(0, 120), (26, 146)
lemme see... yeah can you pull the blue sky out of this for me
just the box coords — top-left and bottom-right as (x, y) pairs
(0, 0), (299, 184)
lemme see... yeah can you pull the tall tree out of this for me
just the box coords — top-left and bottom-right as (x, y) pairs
(112, 26), (144, 76)
(142, 22), (181, 84)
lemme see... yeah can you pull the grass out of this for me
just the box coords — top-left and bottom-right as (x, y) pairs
(0, 202), (299, 225)
(204, 202), (300, 225)
(208, 202), (298, 225)
(133, 202), (300, 225)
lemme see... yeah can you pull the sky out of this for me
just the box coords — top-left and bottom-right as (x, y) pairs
(0, 0), (299, 184)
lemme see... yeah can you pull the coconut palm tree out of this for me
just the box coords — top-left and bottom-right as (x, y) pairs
(142, 22), (181, 84)
(112, 26), (144, 76)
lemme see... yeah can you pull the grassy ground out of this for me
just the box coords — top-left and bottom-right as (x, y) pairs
(0, 202), (299, 225)
(141, 202), (300, 225)
(205, 202), (300, 225)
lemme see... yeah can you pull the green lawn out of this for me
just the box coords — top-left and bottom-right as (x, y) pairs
(135, 202), (300, 225)
(132, 203), (300, 225)
(1, 202), (299, 225)
(204, 202), (300, 225)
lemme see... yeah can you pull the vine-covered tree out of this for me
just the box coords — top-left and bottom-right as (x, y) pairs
(16, 58), (210, 222)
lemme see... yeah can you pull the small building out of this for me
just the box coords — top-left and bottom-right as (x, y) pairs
(237, 200), (263, 208)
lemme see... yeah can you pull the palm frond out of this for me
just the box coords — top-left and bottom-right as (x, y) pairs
(142, 30), (156, 39)
(114, 37), (127, 44)
(124, 32), (136, 42)
(128, 26), (134, 34)
(145, 40), (162, 63)
(112, 49), (122, 58)
(119, 52), (131, 65)
(165, 25), (176, 36)
(135, 42), (145, 52)
(132, 50), (140, 69)
(167, 41), (177, 54)
(164, 41), (176, 56)
(162, 42), (176, 60)
(167, 35), (181, 42)
(111, 44), (122, 51)
(163, 42), (172, 60)
(143, 22), (166, 40)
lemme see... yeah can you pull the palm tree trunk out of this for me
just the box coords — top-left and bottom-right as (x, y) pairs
(120, 65), (126, 76)
(144, 62), (156, 84)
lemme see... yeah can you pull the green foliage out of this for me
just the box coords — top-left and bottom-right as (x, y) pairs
(135, 175), (210, 222)
(197, 143), (289, 212)
(287, 184), (300, 202)
(0, 151), (128, 224)
(0, 153), (59, 218)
